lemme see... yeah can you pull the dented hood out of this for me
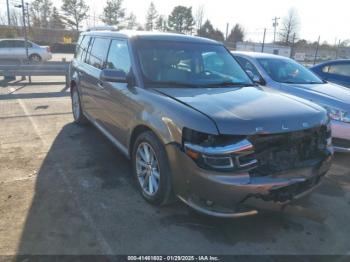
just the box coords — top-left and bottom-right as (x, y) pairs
(153, 86), (328, 135)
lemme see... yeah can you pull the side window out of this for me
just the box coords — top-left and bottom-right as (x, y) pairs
(106, 39), (131, 74)
(86, 37), (111, 69)
(76, 36), (90, 61)
(236, 56), (260, 78)
(328, 64), (350, 77)
(13, 41), (25, 48)
(5, 40), (16, 48)
(322, 66), (330, 73)
(0, 41), (7, 48)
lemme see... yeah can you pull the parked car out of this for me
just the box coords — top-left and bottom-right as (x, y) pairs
(70, 30), (333, 217)
(310, 59), (350, 88)
(232, 52), (350, 153)
(0, 39), (52, 62)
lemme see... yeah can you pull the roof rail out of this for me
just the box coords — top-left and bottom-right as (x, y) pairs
(86, 26), (118, 32)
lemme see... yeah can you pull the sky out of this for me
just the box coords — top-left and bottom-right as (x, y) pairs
(2, 0), (350, 44)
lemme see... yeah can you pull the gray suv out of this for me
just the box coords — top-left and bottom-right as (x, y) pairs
(69, 30), (333, 217)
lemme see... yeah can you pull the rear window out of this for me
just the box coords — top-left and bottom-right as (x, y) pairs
(328, 64), (350, 77)
(86, 37), (111, 69)
(75, 36), (90, 61)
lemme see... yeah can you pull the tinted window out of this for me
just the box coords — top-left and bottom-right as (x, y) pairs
(76, 36), (90, 61)
(136, 40), (252, 86)
(86, 37), (110, 69)
(258, 58), (323, 84)
(328, 64), (350, 77)
(106, 40), (131, 74)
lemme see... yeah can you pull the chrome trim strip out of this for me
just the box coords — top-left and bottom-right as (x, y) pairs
(184, 139), (254, 155)
(84, 113), (130, 158)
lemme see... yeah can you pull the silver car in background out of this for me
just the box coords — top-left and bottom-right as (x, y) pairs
(232, 51), (350, 153)
(0, 39), (52, 62)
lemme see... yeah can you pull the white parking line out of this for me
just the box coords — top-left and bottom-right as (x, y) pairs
(8, 87), (114, 254)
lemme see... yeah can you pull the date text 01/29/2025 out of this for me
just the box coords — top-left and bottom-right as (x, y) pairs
(127, 255), (220, 261)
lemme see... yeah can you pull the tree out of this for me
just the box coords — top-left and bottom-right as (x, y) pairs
(197, 20), (224, 42)
(167, 6), (194, 34)
(49, 7), (65, 29)
(145, 2), (158, 31)
(61, 0), (89, 31)
(227, 24), (244, 44)
(279, 8), (300, 45)
(101, 0), (125, 28)
(194, 5), (205, 33)
(155, 15), (167, 31)
(125, 12), (138, 30)
(30, 0), (53, 28)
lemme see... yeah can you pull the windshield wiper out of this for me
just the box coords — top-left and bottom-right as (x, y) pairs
(144, 81), (200, 88)
(205, 81), (254, 87)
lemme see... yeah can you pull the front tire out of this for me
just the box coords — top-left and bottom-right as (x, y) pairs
(132, 131), (174, 206)
(71, 87), (88, 125)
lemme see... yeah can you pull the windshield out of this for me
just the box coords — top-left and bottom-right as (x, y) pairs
(258, 58), (324, 84)
(135, 40), (253, 87)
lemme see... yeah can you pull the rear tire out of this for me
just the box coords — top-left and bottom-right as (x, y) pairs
(132, 131), (174, 206)
(71, 87), (88, 125)
(29, 54), (42, 62)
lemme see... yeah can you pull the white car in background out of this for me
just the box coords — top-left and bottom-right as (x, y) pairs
(0, 39), (52, 62)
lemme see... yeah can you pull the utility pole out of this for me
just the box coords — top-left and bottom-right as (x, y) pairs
(313, 36), (321, 65)
(335, 39), (341, 59)
(272, 17), (280, 48)
(6, 0), (11, 25)
(15, 0), (29, 60)
(261, 28), (266, 53)
(225, 23), (229, 41)
(26, 3), (30, 30)
(290, 33), (296, 59)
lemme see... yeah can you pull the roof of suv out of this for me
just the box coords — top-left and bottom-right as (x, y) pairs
(232, 51), (291, 60)
(81, 30), (220, 45)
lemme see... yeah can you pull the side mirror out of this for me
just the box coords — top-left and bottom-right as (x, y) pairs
(246, 70), (265, 85)
(100, 69), (127, 83)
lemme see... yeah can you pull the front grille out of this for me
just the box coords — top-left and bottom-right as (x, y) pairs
(246, 125), (329, 177)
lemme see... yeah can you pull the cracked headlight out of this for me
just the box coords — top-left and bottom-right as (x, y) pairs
(327, 107), (350, 123)
(182, 128), (257, 171)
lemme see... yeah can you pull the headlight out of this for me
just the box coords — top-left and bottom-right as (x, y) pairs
(326, 107), (350, 123)
(182, 128), (257, 171)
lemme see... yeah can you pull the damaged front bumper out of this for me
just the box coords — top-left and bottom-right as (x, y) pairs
(331, 120), (350, 153)
(166, 144), (333, 218)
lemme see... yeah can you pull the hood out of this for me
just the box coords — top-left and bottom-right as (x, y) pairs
(283, 82), (350, 111)
(153, 86), (328, 135)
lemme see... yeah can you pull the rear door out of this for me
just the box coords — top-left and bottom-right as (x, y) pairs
(11, 40), (27, 59)
(0, 40), (13, 59)
(80, 37), (111, 121)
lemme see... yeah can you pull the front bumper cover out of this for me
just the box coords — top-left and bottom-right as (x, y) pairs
(166, 144), (333, 217)
(331, 120), (350, 153)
